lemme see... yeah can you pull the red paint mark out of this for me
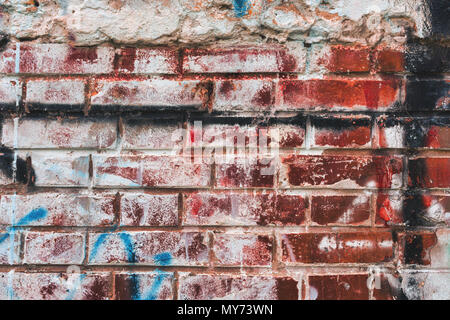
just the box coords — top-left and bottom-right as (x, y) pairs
(422, 195), (433, 208)
(426, 126), (440, 148)
(66, 47), (98, 64)
(277, 51), (298, 72)
(48, 127), (75, 146)
(251, 84), (273, 107)
(378, 196), (393, 222)
(315, 127), (370, 147)
(115, 48), (137, 72)
(190, 194), (203, 216)
(50, 236), (74, 256)
(218, 81), (234, 99)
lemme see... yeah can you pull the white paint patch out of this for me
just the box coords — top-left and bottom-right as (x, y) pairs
(345, 240), (373, 249)
(318, 236), (337, 252)
(330, 0), (390, 20)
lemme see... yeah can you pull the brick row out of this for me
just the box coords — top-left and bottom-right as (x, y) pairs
(1, 270), (448, 300)
(2, 115), (449, 150)
(1, 191), (447, 229)
(4, 44), (447, 76)
(2, 229), (447, 267)
(2, 77), (447, 112)
(3, 152), (449, 189)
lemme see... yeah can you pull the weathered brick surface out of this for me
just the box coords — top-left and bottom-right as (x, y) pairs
(311, 195), (371, 226)
(93, 155), (211, 188)
(278, 79), (402, 111)
(281, 232), (393, 264)
(184, 192), (307, 226)
(114, 48), (179, 74)
(91, 79), (204, 110)
(3, 272), (112, 300)
(0, 0), (448, 301)
(2, 118), (117, 149)
(23, 232), (85, 264)
(114, 272), (174, 300)
(308, 274), (369, 300)
(0, 193), (115, 227)
(184, 46), (306, 73)
(120, 193), (178, 226)
(18, 44), (115, 74)
(121, 117), (183, 150)
(281, 156), (403, 189)
(216, 156), (276, 188)
(311, 115), (372, 148)
(212, 233), (273, 266)
(178, 274), (299, 300)
(214, 79), (275, 111)
(0, 77), (20, 110)
(25, 79), (86, 111)
(88, 231), (208, 265)
(31, 152), (90, 187)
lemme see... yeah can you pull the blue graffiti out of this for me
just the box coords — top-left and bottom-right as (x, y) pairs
(0, 207), (48, 244)
(88, 230), (173, 300)
(89, 229), (136, 263)
(233, 0), (251, 18)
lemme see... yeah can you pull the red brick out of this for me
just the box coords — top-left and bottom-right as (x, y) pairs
(308, 274), (369, 300)
(23, 232), (85, 264)
(408, 158), (450, 188)
(214, 80), (275, 111)
(91, 79), (205, 109)
(281, 155), (403, 189)
(19, 44), (115, 74)
(216, 156), (276, 188)
(311, 195), (371, 226)
(122, 117), (184, 150)
(115, 272), (174, 300)
(31, 152), (90, 186)
(311, 45), (371, 73)
(212, 233), (272, 266)
(93, 155), (211, 188)
(2, 118), (117, 149)
(25, 79), (85, 110)
(184, 46), (305, 73)
(374, 49), (405, 72)
(184, 192), (307, 226)
(88, 231), (208, 266)
(0, 43), (16, 74)
(6, 272), (111, 300)
(114, 48), (179, 74)
(120, 193), (178, 226)
(178, 274), (299, 300)
(311, 115), (372, 148)
(281, 232), (393, 264)
(279, 79), (402, 111)
(0, 193), (115, 227)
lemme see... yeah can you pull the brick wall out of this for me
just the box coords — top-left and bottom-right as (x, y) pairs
(0, 0), (448, 300)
